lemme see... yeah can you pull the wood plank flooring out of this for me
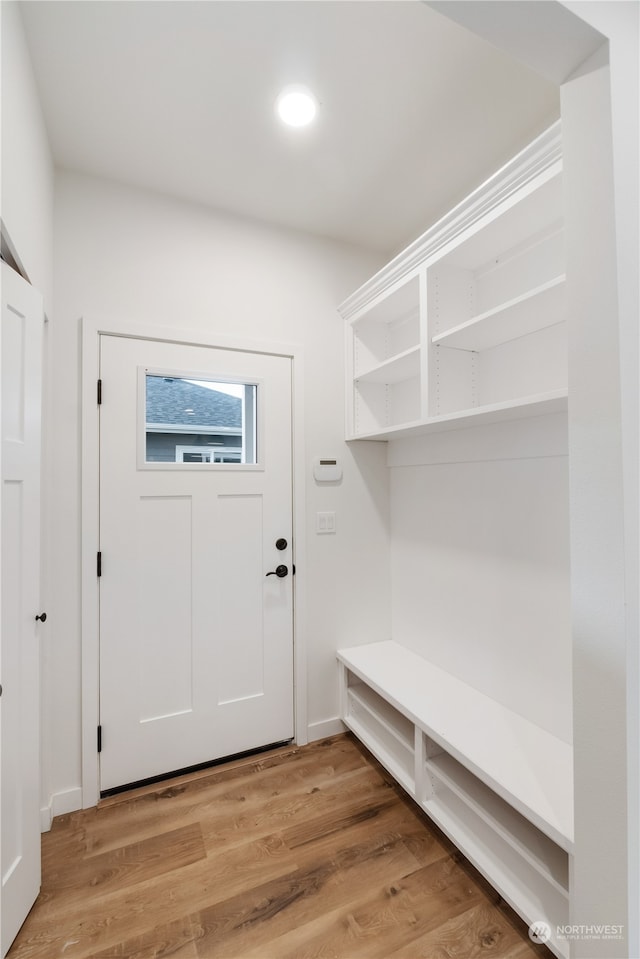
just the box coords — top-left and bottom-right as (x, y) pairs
(8, 734), (552, 959)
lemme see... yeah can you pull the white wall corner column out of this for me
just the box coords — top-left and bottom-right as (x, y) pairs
(563, 49), (628, 952)
(561, 12), (639, 958)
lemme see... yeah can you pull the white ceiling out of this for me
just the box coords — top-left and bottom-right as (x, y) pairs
(19, 1), (560, 255)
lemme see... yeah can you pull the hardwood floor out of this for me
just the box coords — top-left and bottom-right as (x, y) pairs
(8, 734), (551, 959)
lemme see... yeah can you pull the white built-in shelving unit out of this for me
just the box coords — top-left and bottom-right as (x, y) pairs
(337, 121), (572, 957)
(339, 122), (566, 440)
(338, 642), (573, 959)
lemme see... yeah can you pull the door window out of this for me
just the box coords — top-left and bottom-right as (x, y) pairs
(141, 370), (258, 467)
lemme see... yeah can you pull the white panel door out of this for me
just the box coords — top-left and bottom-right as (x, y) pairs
(98, 334), (294, 792)
(1, 264), (43, 957)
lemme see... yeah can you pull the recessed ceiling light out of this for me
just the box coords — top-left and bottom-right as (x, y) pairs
(275, 85), (317, 128)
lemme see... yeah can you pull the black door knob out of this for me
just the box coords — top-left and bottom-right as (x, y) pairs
(35, 612), (47, 622)
(266, 565), (288, 578)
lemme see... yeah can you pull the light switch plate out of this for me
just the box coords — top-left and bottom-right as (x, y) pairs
(316, 511), (336, 534)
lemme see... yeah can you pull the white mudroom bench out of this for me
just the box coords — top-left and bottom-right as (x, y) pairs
(337, 640), (574, 959)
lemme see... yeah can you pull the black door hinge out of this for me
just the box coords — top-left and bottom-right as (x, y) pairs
(97, 551), (102, 577)
(97, 379), (102, 405)
(97, 725), (102, 753)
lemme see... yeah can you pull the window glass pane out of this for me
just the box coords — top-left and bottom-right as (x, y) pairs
(145, 374), (257, 465)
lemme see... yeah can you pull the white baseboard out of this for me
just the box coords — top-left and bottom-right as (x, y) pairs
(40, 786), (83, 833)
(307, 717), (346, 742)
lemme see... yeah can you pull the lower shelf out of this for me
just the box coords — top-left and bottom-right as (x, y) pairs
(348, 389), (568, 441)
(344, 684), (415, 794)
(428, 751), (569, 895)
(339, 649), (572, 959)
(423, 782), (569, 959)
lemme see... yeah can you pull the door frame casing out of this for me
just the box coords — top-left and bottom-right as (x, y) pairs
(81, 317), (307, 809)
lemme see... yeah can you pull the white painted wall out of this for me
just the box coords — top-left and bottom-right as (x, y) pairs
(0, 1), (53, 306)
(388, 415), (571, 742)
(50, 170), (391, 805)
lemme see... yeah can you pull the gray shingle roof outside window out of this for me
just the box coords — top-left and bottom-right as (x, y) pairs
(146, 376), (242, 429)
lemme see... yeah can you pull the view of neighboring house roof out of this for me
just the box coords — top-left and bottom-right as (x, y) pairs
(146, 376), (242, 429)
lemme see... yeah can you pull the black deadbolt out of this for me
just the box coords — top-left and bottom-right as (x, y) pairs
(275, 538), (287, 551)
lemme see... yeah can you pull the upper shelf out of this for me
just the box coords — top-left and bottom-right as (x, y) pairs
(356, 346), (421, 384)
(432, 276), (566, 353)
(350, 275), (419, 329)
(338, 123), (563, 324)
(341, 121), (566, 441)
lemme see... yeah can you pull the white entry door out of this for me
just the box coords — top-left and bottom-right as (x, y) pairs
(1, 264), (44, 957)
(98, 334), (294, 792)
